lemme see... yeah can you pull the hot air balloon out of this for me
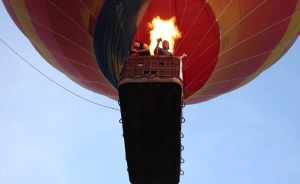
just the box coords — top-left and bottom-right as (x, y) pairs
(3, 0), (299, 105)
(3, 0), (300, 183)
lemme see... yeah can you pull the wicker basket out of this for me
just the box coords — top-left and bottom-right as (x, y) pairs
(120, 56), (181, 79)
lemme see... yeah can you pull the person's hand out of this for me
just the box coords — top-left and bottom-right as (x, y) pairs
(130, 49), (138, 53)
(157, 38), (162, 43)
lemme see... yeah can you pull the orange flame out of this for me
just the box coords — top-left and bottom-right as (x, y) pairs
(148, 16), (182, 55)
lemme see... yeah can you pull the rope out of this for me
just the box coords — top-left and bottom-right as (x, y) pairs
(185, 9), (300, 89)
(0, 38), (120, 111)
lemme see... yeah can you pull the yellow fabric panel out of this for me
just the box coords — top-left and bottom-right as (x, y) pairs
(187, 0), (242, 98)
(9, 0), (64, 73)
(229, 1), (300, 92)
(8, 0), (98, 94)
(188, 0), (300, 101)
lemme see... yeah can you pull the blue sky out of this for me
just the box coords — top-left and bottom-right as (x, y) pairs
(1, 3), (300, 184)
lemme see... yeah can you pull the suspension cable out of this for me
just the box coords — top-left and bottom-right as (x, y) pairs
(0, 38), (120, 111)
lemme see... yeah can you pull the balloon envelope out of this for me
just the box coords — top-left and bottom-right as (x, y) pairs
(3, 0), (300, 104)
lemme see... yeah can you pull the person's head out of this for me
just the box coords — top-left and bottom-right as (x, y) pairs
(162, 40), (169, 50)
(133, 41), (141, 49)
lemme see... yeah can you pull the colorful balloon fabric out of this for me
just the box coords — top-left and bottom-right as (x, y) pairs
(3, 0), (300, 104)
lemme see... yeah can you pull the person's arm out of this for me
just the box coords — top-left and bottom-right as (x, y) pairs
(179, 53), (187, 60)
(154, 38), (162, 55)
(137, 43), (150, 53)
